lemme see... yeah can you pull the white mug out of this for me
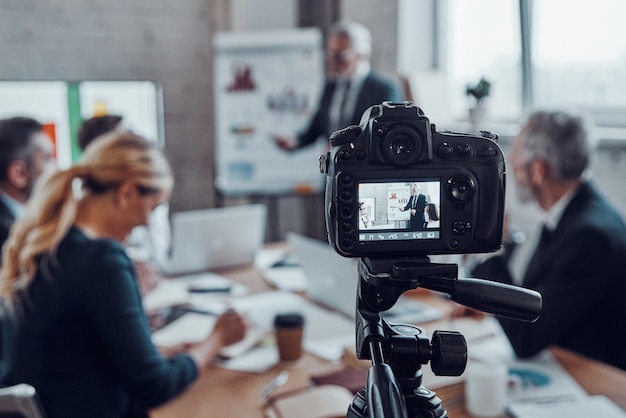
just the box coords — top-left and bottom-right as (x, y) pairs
(465, 361), (509, 417)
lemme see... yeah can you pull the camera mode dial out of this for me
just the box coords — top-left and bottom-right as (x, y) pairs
(330, 125), (362, 146)
(479, 131), (499, 142)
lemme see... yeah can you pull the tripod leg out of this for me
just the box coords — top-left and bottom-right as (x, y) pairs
(346, 388), (367, 418)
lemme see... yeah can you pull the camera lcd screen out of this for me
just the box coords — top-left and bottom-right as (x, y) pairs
(358, 180), (440, 242)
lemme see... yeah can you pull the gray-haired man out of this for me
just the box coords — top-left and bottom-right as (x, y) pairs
(274, 20), (403, 150)
(473, 110), (626, 370)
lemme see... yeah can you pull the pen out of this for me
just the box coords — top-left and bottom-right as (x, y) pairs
(270, 258), (300, 268)
(177, 307), (219, 316)
(258, 370), (289, 401)
(187, 285), (232, 293)
(513, 395), (579, 405)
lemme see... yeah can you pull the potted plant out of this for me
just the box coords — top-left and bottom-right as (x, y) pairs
(465, 77), (491, 124)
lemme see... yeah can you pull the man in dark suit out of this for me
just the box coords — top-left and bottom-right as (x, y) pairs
(471, 110), (626, 371)
(0, 117), (54, 369)
(0, 117), (55, 255)
(399, 182), (428, 231)
(274, 20), (403, 150)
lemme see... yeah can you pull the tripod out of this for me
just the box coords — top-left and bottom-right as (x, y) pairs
(345, 256), (542, 418)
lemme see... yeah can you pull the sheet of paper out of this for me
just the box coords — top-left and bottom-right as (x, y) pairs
(221, 326), (270, 358)
(260, 267), (308, 291)
(142, 272), (248, 311)
(254, 248), (289, 270)
(152, 313), (215, 346)
(264, 384), (355, 418)
(230, 291), (355, 362)
(143, 280), (190, 311)
(218, 346), (279, 373)
(505, 350), (587, 403)
(507, 395), (626, 418)
(151, 312), (268, 358)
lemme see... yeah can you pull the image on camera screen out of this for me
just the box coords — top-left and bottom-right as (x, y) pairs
(357, 180), (440, 242)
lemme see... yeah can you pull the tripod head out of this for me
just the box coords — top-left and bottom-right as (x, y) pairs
(347, 256), (542, 418)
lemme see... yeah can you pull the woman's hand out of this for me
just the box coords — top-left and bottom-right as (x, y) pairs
(187, 308), (248, 369)
(212, 308), (247, 347)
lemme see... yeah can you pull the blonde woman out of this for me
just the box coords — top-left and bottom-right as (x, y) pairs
(0, 133), (246, 418)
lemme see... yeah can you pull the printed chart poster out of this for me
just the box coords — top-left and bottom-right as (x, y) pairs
(388, 185), (411, 222)
(213, 28), (326, 195)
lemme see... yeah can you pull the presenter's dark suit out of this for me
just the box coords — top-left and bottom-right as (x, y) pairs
(297, 71), (403, 148)
(0, 227), (198, 418)
(474, 182), (626, 370)
(403, 193), (428, 231)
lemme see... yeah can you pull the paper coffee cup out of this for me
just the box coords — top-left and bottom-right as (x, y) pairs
(274, 313), (305, 362)
(465, 361), (508, 417)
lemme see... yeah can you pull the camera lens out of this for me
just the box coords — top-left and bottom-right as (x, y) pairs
(381, 126), (422, 165)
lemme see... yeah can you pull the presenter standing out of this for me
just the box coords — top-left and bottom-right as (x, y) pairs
(396, 183), (428, 231)
(274, 20), (403, 151)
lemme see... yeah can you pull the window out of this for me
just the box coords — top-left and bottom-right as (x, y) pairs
(444, 0), (521, 123)
(532, 0), (626, 126)
(437, 0), (626, 127)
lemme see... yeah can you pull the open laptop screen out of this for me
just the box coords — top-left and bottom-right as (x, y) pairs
(162, 204), (267, 275)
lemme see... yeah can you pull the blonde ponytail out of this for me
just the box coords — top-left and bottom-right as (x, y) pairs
(0, 165), (87, 313)
(0, 133), (172, 313)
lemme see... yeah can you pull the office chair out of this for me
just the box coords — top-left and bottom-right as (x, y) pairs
(0, 384), (46, 418)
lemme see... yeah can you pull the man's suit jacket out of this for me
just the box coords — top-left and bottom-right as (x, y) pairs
(0, 198), (15, 258)
(403, 193), (427, 230)
(297, 71), (403, 148)
(490, 182), (626, 370)
(0, 198), (14, 367)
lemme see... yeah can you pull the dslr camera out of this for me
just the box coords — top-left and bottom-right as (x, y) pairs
(321, 101), (506, 258)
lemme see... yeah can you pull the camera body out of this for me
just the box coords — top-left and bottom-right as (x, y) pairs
(322, 102), (506, 258)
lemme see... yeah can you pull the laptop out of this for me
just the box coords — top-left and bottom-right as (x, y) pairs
(286, 232), (444, 323)
(161, 204), (267, 275)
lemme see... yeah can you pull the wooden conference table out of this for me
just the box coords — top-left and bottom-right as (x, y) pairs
(150, 257), (626, 418)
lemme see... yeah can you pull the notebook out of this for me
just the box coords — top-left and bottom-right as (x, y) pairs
(161, 204), (267, 275)
(506, 395), (626, 418)
(286, 232), (443, 323)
